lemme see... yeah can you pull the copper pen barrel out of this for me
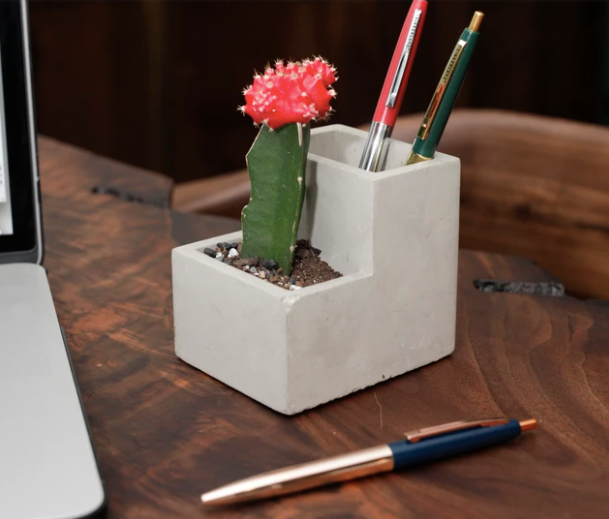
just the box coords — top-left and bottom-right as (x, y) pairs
(201, 444), (394, 506)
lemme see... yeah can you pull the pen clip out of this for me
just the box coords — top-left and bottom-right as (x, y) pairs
(404, 418), (509, 443)
(416, 39), (467, 140)
(385, 9), (423, 108)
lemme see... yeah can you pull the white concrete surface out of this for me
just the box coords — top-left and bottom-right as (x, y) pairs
(172, 124), (460, 414)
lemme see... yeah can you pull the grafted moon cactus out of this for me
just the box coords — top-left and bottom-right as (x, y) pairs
(239, 58), (337, 274)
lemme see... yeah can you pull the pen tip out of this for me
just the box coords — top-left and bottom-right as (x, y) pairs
(201, 493), (217, 506)
(468, 11), (484, 32)
(201, 489), (234, 506)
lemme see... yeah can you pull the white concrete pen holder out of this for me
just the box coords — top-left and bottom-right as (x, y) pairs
(172, 124), (460, 415)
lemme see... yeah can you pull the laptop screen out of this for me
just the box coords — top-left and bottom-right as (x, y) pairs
(0, 71), (12, 235)
(0, 0), (40, 260)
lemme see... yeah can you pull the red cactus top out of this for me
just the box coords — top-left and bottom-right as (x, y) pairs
(241, 58), (337, 130)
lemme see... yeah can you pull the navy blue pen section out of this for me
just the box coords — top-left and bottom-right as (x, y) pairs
(388, 420), (522, 470)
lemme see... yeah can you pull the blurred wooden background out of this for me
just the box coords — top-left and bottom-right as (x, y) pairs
(28, 0), (606, 184)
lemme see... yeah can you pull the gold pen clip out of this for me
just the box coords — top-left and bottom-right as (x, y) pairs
(385, 9), (423, 108)
(416, 39), (467, 140)
(405, 418), (509, 443)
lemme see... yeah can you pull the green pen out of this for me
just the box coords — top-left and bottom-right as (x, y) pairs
(406, 11), (484, 165)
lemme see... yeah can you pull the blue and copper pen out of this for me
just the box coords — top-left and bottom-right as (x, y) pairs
(201, 417), (537, 506)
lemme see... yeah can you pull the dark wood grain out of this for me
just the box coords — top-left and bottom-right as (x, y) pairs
(39, 137), (174, 207)
(41, 138), (609, 518)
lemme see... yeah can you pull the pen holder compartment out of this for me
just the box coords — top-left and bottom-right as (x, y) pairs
(172, 124), (460, 415)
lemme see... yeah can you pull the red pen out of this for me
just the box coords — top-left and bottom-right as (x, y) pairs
(359, 0), (428, 172)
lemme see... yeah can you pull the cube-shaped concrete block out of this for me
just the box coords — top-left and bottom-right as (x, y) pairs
(172, 124), (460, 415)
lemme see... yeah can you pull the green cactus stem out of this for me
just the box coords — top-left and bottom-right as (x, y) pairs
(241, 122), (310, 274)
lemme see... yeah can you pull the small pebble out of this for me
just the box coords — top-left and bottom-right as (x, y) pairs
(228, 248), (239, 258)
(225, 259), (233, 266)
(311, 246), (322, 256)
(217, 242), (231, 250)
(215, 253), (225, 261)
(260, 271), (266, 279)
(203, 248), (216, 258)
(228, 242), (239, 250)
(249, 267), (257, 274)
(234, 258), (253, 268)
(262, 258), (278, 270)
(290, 285), (302, 291)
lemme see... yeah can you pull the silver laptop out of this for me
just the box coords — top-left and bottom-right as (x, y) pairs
(0, 2), (105, 518)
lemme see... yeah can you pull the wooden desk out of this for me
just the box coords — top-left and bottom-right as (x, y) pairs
(40, 137), (609, 519)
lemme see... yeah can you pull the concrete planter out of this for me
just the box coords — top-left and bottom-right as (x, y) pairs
(172, 124), (460, 415)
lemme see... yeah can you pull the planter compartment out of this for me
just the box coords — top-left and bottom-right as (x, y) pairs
(172, 124), (460, 415)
